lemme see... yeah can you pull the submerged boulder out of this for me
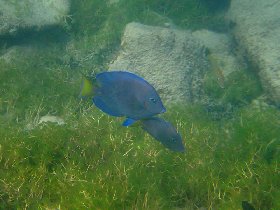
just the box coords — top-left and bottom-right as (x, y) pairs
(227, 0), (280, 106)
(0, 0), (70, 35)
(192, 29), (244, 79)
(109, 22), (209, 104)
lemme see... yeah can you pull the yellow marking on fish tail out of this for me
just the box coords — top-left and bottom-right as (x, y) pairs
(79, 77), (94, 97)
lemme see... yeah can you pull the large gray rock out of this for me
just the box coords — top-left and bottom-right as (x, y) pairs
(109, 22), (208, 104)
(227, 0), (280, 105)
(0, 0), (70, 35)
(192, 29), (244, 78)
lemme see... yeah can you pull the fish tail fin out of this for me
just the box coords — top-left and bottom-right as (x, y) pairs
(78, 70), (98, 98)
(79, 77), (94, 98)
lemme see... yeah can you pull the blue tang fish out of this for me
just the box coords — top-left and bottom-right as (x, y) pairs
(80, 71), (166, 126)
(140, 117), (185, 152)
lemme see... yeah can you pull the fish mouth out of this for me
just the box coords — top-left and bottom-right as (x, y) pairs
(161, 107), (166, 113)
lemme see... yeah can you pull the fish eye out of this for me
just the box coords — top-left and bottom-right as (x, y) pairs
(149, 97), (157, 103)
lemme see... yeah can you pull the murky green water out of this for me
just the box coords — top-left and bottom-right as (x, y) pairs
(0, 0), (279, 209)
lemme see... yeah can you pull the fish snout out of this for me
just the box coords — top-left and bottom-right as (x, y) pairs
(161, 107), (166, 113)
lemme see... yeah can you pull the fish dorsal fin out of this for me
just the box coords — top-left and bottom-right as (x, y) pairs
(122, 118), (137, 126)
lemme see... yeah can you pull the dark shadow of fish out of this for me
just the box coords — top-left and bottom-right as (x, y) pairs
(140, 117), (185, 152)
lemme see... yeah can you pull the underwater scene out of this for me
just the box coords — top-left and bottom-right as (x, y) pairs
(0, 0), (279, 209)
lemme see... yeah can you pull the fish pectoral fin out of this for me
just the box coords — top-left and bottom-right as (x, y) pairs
(122, 118), (137, 126)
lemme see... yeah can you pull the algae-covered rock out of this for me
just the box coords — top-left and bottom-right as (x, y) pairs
(0, 0), (70, 35)
(192, 29), (244, 79)
(0, 46), (35, 63)
(227, 0), (280, 106)
(38, 115), (65, 125)
(109, 22), (209, 104)
(25, 115), (65, 131)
